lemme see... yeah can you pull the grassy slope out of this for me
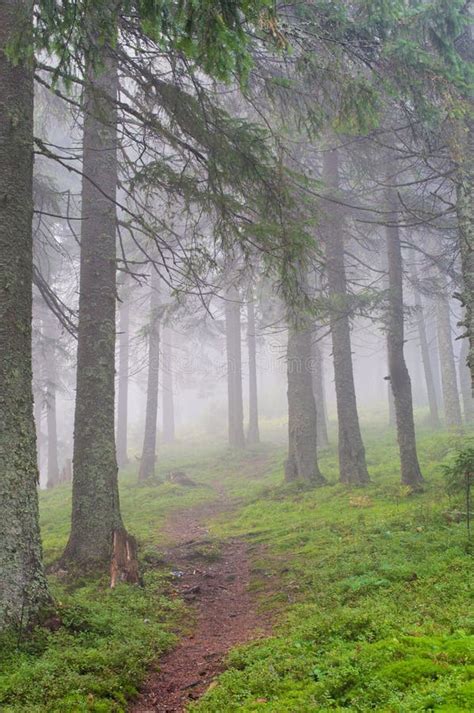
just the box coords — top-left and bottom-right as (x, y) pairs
(0, 426), (473, 712)
(193, 427), (474, 712)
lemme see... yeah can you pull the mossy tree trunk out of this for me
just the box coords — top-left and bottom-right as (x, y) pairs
(459, 335), (474, 422)
(246, 297), (260, 445)
(457, 128), (474, 391)
(454, 15), (474, 391)
(138, 269), (160, 481)
(62, 45), (132, 570)
(385, 188), (424, 488)
(0, 0), (51, 630)
(285, 324), (326, 484)
(116, 282), (130, 468)
(322, 148), (369, 485)
(225, 286), (245, 449)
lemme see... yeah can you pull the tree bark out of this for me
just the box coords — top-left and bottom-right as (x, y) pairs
(457, 133), (474, 391)
(62, 45), (133, 571)
(139, 270), (160, 480)
(0, 0), (51, 630)
(459, 334), (474, 422)
(454, 16), (474, 391)
(225, 286), (245, 449)
(44, 309), (60, 488)
(285, 325), (326, 484)
(162, 326), (175, 444)
(411, 270), (440, 427)
(385, 189), (424, 488)
(322, 148), (369, 484)
(246, 298), (260, 445)
(435, 276), (462, 428)
(116, 283), (130, 468)
(387, 377), (396, 426)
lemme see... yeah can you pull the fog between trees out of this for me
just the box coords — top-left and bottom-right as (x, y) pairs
(0, 0), (472, 641)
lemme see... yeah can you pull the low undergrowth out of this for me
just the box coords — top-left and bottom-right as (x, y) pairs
(0, 444), (222, 713)
(0, 573), (179, 712)
(1, 427), (472, 711)
(192, 427), (474, 712)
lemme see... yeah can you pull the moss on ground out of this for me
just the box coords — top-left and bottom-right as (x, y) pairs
(191, 427), (474, 712)
(0, 426), (472, 711)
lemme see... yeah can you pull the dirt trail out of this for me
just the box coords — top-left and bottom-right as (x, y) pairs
(130, 498), (271, 713)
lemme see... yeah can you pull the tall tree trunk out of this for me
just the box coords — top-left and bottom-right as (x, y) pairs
(387, 378), (396, 426)
(459, 335), (474, 422)
(435, 277), (462, 428)
(162, 327), (175, 444)
(0, 0), (51, 629)
(457, 139), (474, 391)
(225, 286), (245, 449)
(246, 297), (260, 445)
(62, 45), (135, 576)
(427, 313), (443, 407)
(322, 148), (369, 484)
(311, 331), (329, 448)
(411, 270), (440, 427)
(454, 14), (474, 391)
(44, 309), (60, 488)
(33, 341), (44, 474)
(116, 284), (130, 468)
(385, 188), (424, 488)
(285, 325), (326, 484)
(139, 270), (160, 480)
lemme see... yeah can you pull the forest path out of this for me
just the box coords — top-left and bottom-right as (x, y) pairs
(129, 488), (272, 712)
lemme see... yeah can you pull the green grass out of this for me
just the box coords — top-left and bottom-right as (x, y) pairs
(191, 427), (474, 712)
(0, 445), (221, 713)
(1, 425), (473, 712)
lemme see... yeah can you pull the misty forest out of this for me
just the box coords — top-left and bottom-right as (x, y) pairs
(0, 1), (473, 711)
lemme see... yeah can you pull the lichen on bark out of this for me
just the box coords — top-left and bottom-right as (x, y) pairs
(0, 0), (51, 631)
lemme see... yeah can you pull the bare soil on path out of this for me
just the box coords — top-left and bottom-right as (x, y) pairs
(130, 498), (272, 713)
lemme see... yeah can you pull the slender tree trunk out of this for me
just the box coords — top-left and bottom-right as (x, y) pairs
(44, 310), (60, 488)
(385, 188), (424, 488)
(33, 342), (44, 474)
(225, 286), (245, 448)
(427, 313), (443, 407)
(311, 331), (329, 448)
(116, 285), (130, 468)
(454, 11), (474, 390)
(457, 154), (474, 390)
(285, 325), (326, 484)
(139, 270), (160, 480)
(322, 148), (369, 484)
(407, 335), (425, 407)
(246, 298), (260, 445)
(387, 378), (396, 426)
(162, 327), (175, 444)
(62, 45), (136, 577)
(411, 270), (440, 427)
(459, 335), (474, 422)
(34, 390), (43, 473)
(435, 277), (462, 428)
(0, 0), (51, 629)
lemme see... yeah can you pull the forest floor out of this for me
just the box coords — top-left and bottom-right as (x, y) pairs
(130, 494), (272, 712)
(0, 421), (473, 712)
